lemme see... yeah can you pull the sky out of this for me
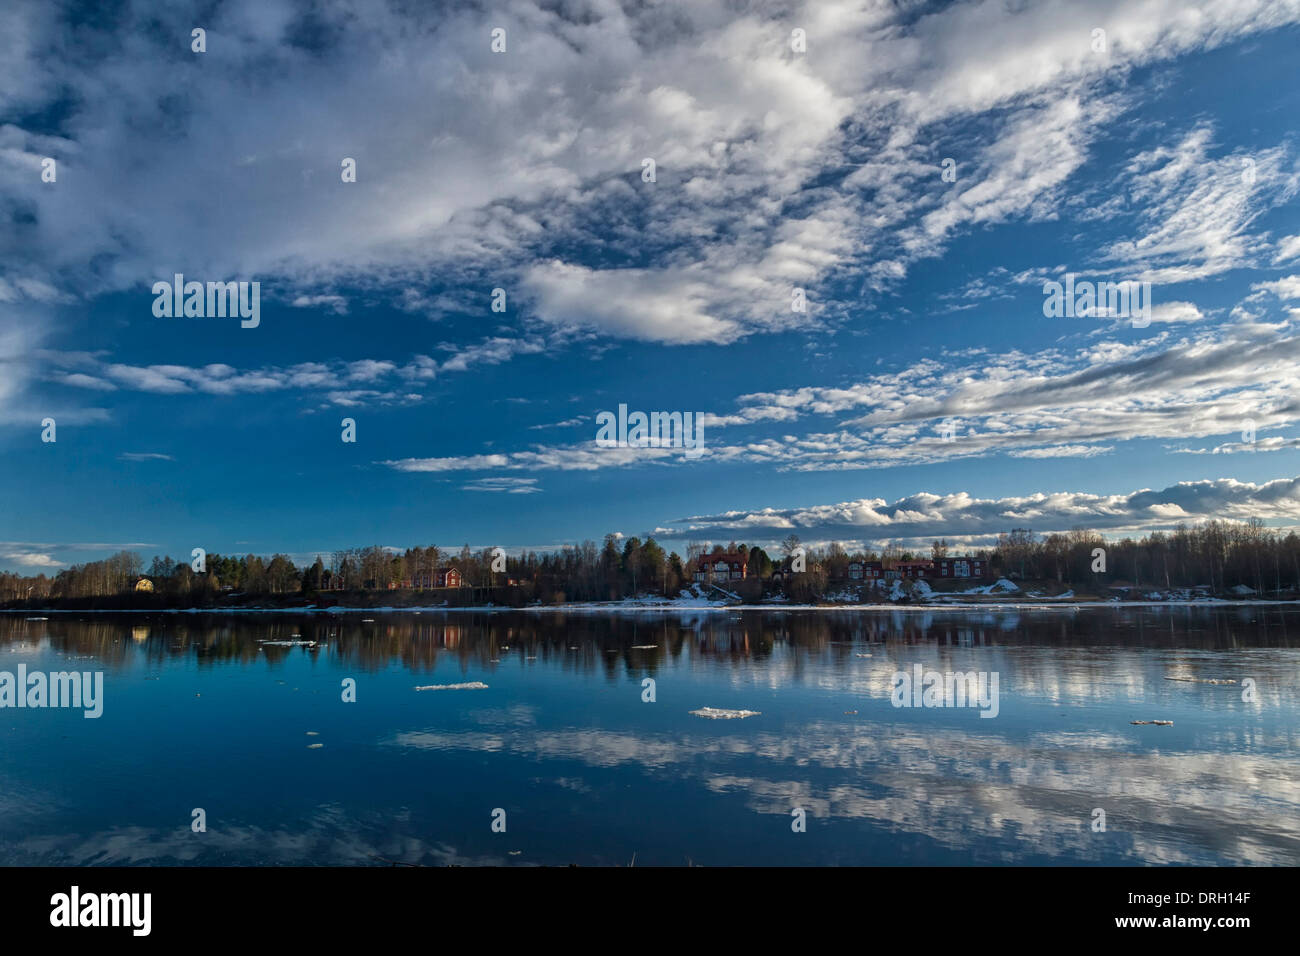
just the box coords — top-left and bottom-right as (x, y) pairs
(3, 0), (1300, 574)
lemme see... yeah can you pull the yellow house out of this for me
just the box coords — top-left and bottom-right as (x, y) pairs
(134, 577), (154, 592)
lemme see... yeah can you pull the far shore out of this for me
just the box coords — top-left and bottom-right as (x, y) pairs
(5, 597), (1300, 614)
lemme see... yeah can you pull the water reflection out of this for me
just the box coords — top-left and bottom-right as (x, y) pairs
(1, 607), (1297, 866)
(5, 605), (1298, 669)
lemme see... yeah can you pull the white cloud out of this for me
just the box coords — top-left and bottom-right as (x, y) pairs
(672, 477), (1300, 546)
(117, 452), (174, 462)
(522, 261), (742, 344)
(461, 477), (541, 494)
(36, 348), (528, 408)
(1148, 301), (1205, 323)
(1273, 235), (1300, 264)
(291, 295), (348, 314)
(382, 445), (679, 473)
(0, 550), (61, 569)
(1008, 445), (1113, 459)
(377, 310), (1300, 475)
(1102, 127), (1297, 283)
(437, 336), (547, 372)
(2, 0), (1295, 354)
(1250, 275), (1300, 300)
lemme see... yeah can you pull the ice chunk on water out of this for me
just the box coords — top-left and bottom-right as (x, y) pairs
(690, 706), (760, 719)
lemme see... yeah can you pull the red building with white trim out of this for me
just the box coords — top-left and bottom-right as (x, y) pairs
(934, 557), (986, 579)
(694, 552), (748, 583)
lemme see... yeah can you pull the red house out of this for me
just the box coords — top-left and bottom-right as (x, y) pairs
(694, 552), (748, 583)
(934, 557), (986, 579)
(411, 567), (464, 588)
(847, 561), (886, 581)
(893, 560), (934, 579)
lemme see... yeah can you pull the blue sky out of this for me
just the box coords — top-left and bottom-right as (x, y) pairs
(3, 0), (1300, 573)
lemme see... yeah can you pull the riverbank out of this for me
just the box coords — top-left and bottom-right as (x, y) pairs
(5, 577), (1295, 614)
(6, 597), (1300, 614)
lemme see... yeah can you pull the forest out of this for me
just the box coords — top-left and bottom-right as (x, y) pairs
(3, 519), (1299, 606)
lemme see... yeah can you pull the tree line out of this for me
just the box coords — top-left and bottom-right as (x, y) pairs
(4, 519), (1300, 604)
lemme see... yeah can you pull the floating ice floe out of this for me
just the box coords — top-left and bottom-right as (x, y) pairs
(690, 706), (761, 719)
(307, 742), (324, 749)
(414, 681), (489, 691)
(1164, 677), (1236, 684)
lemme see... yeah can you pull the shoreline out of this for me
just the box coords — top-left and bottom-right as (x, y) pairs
(5, 598), (1300, 615)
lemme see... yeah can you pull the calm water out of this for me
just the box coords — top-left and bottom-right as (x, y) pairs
(2, 607), (1298, 866)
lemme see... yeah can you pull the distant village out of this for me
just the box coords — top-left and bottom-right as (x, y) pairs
(725, 552), (986, 586)
(30, 540), (993, 607)
(3, 519), (1298, 608)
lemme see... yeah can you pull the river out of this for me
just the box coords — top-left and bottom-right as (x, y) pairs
(2, 605), (1297, 865)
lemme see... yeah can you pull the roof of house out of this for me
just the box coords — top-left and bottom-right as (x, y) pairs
(700, 552), (748, 565)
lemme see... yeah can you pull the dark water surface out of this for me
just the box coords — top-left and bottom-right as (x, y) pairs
(2, 606), (1298, 866)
